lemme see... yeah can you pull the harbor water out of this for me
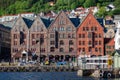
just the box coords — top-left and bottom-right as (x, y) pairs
(0, 72), (119, 80)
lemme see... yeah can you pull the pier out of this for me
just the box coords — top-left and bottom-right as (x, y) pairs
(0, 66), (79, 72)
(77, 68), (120, 78)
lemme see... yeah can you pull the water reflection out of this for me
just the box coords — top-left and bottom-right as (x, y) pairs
(0, 72), (119, 80)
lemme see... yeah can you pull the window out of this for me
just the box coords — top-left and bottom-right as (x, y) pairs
(82, 34), (85, 38)
(36, 34), (39, 38)
(50, 34), (54, 38)
(79, 41), (81, 45)
(40, 48), (45, 52)
(50, 47), (55, 52)
(40, 34), (44, 38)
(50, 41), (55, 45)
(32, 41), (36, 45)
(103, 60), (106, 63)
(69, 48), (73, 52)
(82, 41), (85, 45)
(13, 48), (18, 53)
(59, 34), (62, 38)
(59, 20), (64, 24)
(88, 47), (92, 52)
(32, 34), (35, 39)
(53, 27), (58, 31)
(60, 48), (64, 52)
(60, 27), (64, 31)
(99, 34), (102, 38)
(69, 40), (73, 45)
(95, 27), (97, 31)
(14, 34), (17, 39)
(88, 41), (92, 45)
(95, 41), (98, 45)
(83, 48), (85, 52)
(79, 34), (81, 38)
(60, 40), (64, 45)
(66, 27), (71, 31)
(86, 27), (89, 31)
(61, 27), (64, 31)
(72, 34), (75, 38)
(41, 28), (43, 31)
(88, 33), (92, 38)
(79, 48), (81, 52)
(99, 48), (101, 53)
(68, 34), (71, 38)
(95, 34), (98, 38)
(95, 48), (98, 52)
(99, 41), (101, 45)
(14, 41), (17, 45)
(83, 27), (85, 31)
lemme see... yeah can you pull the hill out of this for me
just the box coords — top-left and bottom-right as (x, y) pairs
(0, 0), (120, 17)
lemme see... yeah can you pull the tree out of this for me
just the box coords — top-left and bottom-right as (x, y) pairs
(97, 7), (107, 17)
(83, 0), (96, 8)
(114, 0), (120, 7)
(71, 2), (77, 9)
(112, 8), (120, 15)
(79, 0), (85, 6)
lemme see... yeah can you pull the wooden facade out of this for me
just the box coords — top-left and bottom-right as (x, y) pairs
(11, 16), (30, 60)
(77, 11), (104, 56)
(29, 16), (48, 56)
(48, 11), (77, 60)
(11, 11), (106, 62)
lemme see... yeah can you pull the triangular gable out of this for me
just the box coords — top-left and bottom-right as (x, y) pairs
(11, 16), (29, 32)
(77, 11), (104, 31)
(30, 16), (47, 32)
(113, 50), (120, 56)
(106, 37), (114, 45)
(48, 11), (76, 29)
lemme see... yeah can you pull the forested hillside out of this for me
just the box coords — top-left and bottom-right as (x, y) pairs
(0, 0), (120, 17)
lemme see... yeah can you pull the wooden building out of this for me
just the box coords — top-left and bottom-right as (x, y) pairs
(77, 11), (104, 56)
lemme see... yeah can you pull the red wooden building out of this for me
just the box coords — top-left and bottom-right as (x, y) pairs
(105, 38), (115, 55)
(77, 11), (104, 56)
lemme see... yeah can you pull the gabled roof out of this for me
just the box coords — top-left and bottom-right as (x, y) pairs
(0, 24), (11, 30)
(112, 50), (120, 56)
(105, 37), (114, 45)
(22, 17), (34, 28)
(69, 18), (80, 27)
(48, 10), (76, 29)
(41, 17), (52, 28)
(1, 19), (17, 29)
(77, 10), (104, 30)
(97, 18), (104, 27)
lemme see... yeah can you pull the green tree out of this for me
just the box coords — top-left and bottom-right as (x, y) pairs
(83, 0), (96, 8)
(97, 7), (107, 17)
(112, 8), (120, 15)
(114, 0), (120, 7)
(71, 2), (77, 9)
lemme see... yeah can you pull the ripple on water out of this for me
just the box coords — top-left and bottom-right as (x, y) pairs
(0, 72), (107, 80)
